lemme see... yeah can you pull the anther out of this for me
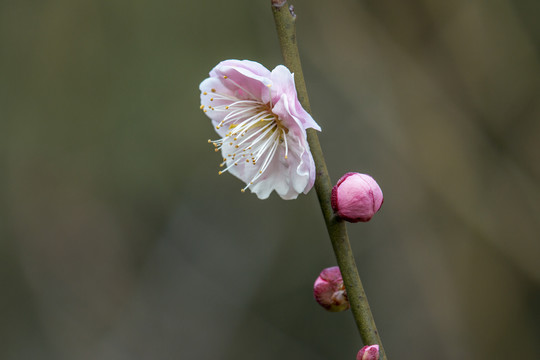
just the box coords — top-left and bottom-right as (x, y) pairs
(203, 92), (207, 95)
(200, 105), (204, 110)
(210, 98), (213, 101)
(211, 88), (216, 92)
(223, 75), (228, 79)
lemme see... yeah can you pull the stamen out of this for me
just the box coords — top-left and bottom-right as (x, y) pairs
(245, 134), (280, 187)
(219, 159), (238, 174)
(251, 127), (279, 162)
(205, 86), (291, 192)
(234, 121), (274, 148)
(267, 83), (273, 108)
(282, 128), (288, 159)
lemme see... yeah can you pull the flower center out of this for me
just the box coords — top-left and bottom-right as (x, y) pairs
(203, 89), (290, 192)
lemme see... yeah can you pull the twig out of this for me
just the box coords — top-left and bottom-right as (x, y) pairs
(271, 2), (387, 359)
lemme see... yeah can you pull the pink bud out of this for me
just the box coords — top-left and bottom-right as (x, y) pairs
(313, 266), (349, 312)
(331, 172), (383, 222)
(356, 345), (380, 360)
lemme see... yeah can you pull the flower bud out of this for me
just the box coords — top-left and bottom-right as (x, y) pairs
(357, 345), (380, 360)
(331, 172), (383, 222)
(313, 266), (349, 312)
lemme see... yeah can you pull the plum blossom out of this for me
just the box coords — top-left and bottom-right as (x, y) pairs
(200, 59), (321, 200)
(331, 172), (384, 222)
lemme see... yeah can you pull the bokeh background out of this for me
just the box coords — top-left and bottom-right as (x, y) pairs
(2, 0), (540, 359)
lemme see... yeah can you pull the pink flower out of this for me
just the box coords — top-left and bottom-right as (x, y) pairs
(356, 345), (380, 360)
(313, 266), (350, 312)
(331, 173), (383, 222)
(200, 59), (321, 200)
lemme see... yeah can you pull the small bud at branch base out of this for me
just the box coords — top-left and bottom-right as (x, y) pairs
(357, 344), (379, 360)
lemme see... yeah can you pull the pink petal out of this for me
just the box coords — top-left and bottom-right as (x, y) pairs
(211, 59), (273, 104)
(270, 65), (321, 131)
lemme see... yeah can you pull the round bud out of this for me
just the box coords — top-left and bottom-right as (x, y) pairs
(313, 266), (350, 312)
(331, 172), (383, 222)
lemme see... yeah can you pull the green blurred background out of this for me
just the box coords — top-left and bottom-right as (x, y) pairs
(2, 0), (540, 359)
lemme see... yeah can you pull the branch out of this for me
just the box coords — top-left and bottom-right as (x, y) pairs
(271, 2), (387, 359)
